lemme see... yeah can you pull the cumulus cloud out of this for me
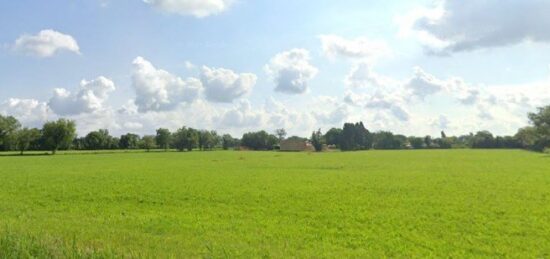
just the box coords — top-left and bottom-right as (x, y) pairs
(345, 62), (397, 88)
(143, 0), (233, 18)
(132, 56), (202, 112)
(446, 78), (482, 105)
(13, 29), (80, 58)
(319, 34), (391, 60)
(312, 96), (350, 125)
(404, 67), (445, 100)
(344, 90), (410, 122)
(265, 49), (319, 94)
(403, 0), (550, 54)
(48, 76), (116, 115)
(348, 65), (484, 105)
(365, 92), (411, 122)
(0, 98), (50, 127)
(200, 66), (257, 103)
(219, 100), (264, 128)
(123, 121), (144, 130)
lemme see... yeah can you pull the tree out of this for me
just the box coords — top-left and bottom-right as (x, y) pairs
(172, 127), (199, 151)
(373, 131), (403, 150)
(222, 134), (239, 150)
(441, 131), (447, 139)
(408, 137), (424, 149)
(275, 128), (287, 143)
(15, 128), (41, 155)
(120, 133), (140, 149)
(0, 115), (21, 151)
(340, 122), (372, 151)
(515, 126), (547, 151)
(529, 105), (550, 136)
(84, 129), (112, 150)
(471, 131), (495, 148)
(324, 128), (343, 147)
(436, 138), (452, 149)
(526, 105), (550, 151)
(424, 136), (433, 148)
(241, 131), (278, 150)
(42, 119), (77, 154)
(141, 135), (156, 152)
(198, 130), (218, 150)
(310, 129), (324, 152)
(155, 128), (171, 151)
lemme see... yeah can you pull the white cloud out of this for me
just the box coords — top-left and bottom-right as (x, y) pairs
(343, 89), (410, 122)
(143, 0), (233, 18)
(0, 98), (50, 127)
(200, 66), (256, 103)
(446, 78), (482, 105)
(263, 98), (317, 134)
(218, 100), (264, 128)
(312, 96), (350, 125)
(345, 62), (397, 88)
(13, 29), (80, 58)
(265, 49), (319, 94)
(319, 34), (391, 60)
(402, 0), (550, 54)
(132, 56), (202, 112)
(404, 67), (445, 100)
(48, 76), (116, 115)
(365, 92), (411, 122)
(123, 121), (144, 130)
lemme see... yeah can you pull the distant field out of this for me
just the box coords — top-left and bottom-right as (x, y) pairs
(1, 150), (550, 257)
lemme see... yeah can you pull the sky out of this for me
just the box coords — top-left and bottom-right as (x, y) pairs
(1, 0), (550, 137)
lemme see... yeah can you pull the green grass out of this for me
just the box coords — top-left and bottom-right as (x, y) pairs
(1, 150), (550, 258)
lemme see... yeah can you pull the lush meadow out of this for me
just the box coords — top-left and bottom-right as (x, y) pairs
(1, 150), (550, 257)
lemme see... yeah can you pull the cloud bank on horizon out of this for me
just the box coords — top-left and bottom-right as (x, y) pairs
(1, 0), (550, 137)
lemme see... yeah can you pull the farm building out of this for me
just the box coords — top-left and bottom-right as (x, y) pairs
(280, 138), (315, 152)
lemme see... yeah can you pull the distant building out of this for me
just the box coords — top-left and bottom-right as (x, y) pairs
(280, 138), (315, 152)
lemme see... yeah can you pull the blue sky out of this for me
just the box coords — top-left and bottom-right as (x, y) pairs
(1, 0), (550, 137)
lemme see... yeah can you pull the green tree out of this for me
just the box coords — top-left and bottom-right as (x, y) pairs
(526, 105), (550, 150)
(373, 131), (403, 150)
(529, 106), (550, 136)
(222, 134), (238, 150)
(241, 131), (278, 150)
(472, 131), (495, 148)
(424, 136), (433, 148)
(408, 137), (424, 149)
(84, 129), (112, 150)
(42, 119), (77, 154)
(0, 115), (21, 151)
(324, 128), (343, 147)
(120, 133), (140, 149)
(275, 128), (287, 143)
(155, 128), (171, 151)
(515, 126), (546, 151)
(310, 129), (324, 152)
(15, 128), (41, 155)
(340, 122), (372, 151)
(172, 127), (199, 151)
(198, 130), (218, 150)
(141, 135), (156, 152)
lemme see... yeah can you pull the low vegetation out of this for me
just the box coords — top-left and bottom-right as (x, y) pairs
(1, 150), (549, 257)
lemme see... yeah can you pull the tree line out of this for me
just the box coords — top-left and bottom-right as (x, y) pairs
(1, 105), (550, 154)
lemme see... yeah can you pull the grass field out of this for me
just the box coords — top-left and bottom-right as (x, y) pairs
(1, 150), (550, 258)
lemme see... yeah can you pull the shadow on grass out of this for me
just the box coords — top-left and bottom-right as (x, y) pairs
(0, 149), (184, 157)
(0, 153), (52, 157)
